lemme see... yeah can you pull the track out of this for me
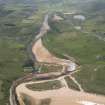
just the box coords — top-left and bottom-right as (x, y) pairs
(15, 14), (105, 105)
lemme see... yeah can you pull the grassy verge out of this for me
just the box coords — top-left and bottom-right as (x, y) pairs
(73, 65), (105, 95)
(0, 81), (3, 101)
(26, 80), (62, 91)
(40, 98), (51, 105)
(36, 63), (63, 73)
(65, 76), (80, 91)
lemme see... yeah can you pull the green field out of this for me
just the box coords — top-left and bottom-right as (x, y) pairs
(36, 63), (63, 73)
(26, 80), (62, 91)
(65, 76), (80, 91)
(0, 80), (3, 101)
(0, 1), (43, 104)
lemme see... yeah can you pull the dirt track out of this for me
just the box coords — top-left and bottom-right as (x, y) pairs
(16, 77), (105, 105)
(16, 14), (105, 105)
(32, 39), (75, 66)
